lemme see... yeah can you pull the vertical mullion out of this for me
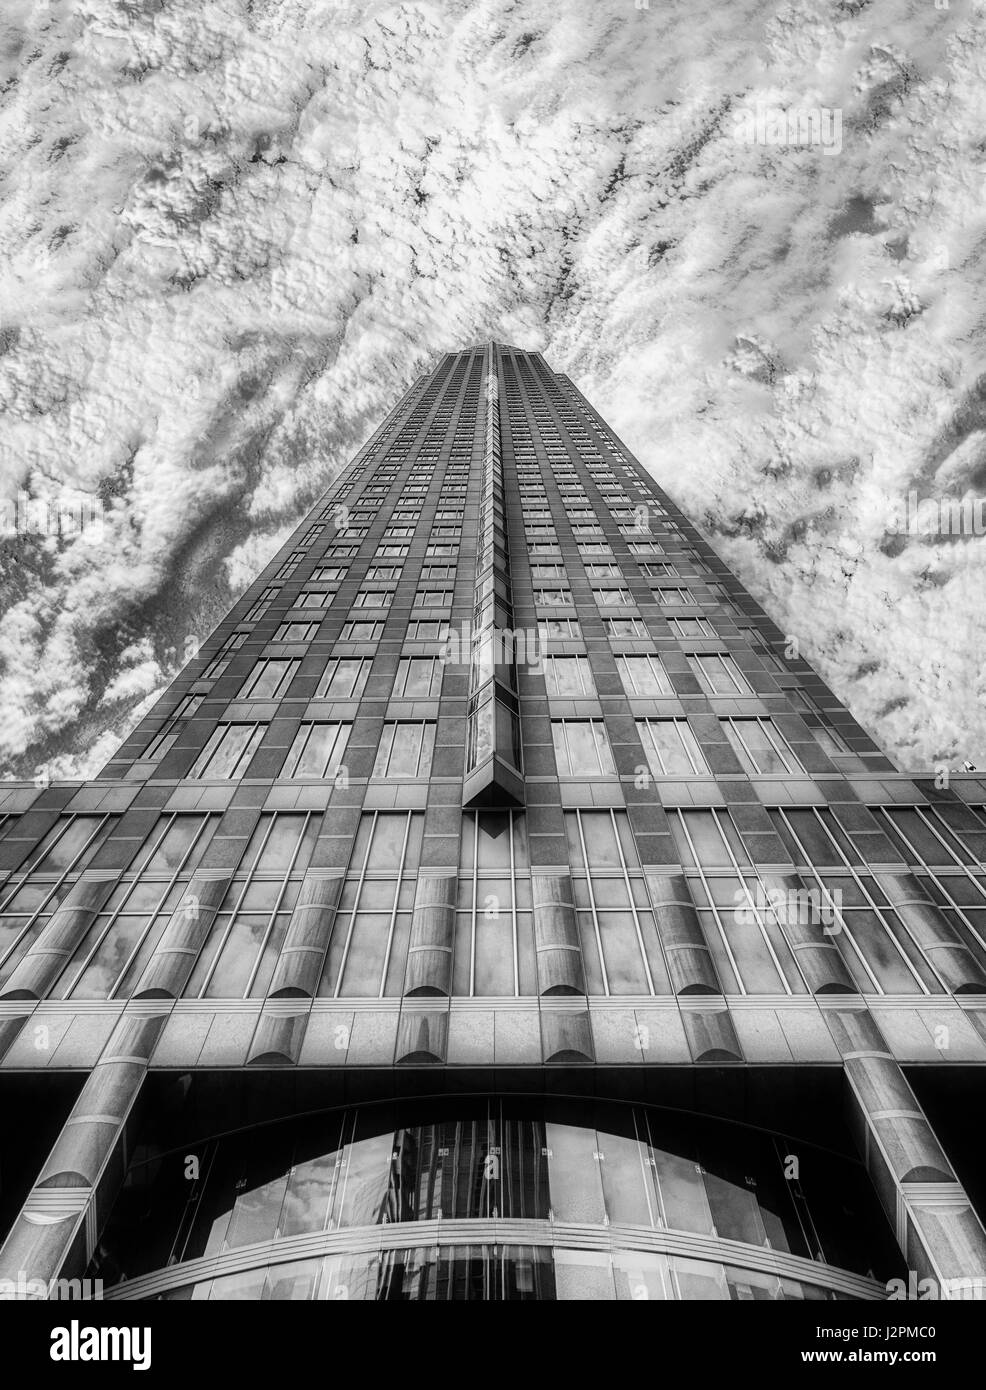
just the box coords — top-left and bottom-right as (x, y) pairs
(617, 809), (656, 995)
(334, 812), (375, 997)
(510, 810), (519, 997)
(470, 812), (478, 997)
(379, 812), (411, 998)
(576, 810), (610, 997)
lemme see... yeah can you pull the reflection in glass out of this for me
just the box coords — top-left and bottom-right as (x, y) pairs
(93, 1097), (900, 1297)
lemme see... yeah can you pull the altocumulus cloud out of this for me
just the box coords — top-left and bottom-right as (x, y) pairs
(1, 0), (985, 778)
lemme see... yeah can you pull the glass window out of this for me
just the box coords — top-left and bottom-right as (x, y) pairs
(881, 807), (976, 867)
(49, 814), (221, 1000)
(245, 587), (279, 620)
(276, 551), (306, 579)
(18, 815), (118, 876)
(552, 720), (617, 776)
(191, 724), (267, 779)
(284, 723), (350, 778)
(318, 812), (423, 997)
(238, 659), (300, 700)
(637, 719), (708, 775)
(593, 587), (634, 606)
(617, 655), (672, 696)
(274, 622), (318, 642)
(466, 691), (496, 770)
(456, 811), (531, 995)
(564, 809), (672, 996)
(374, 723), (436, 777)
(722, 718), (801, 774)
(538, 618), (581, 641)
(669, 809), (748, 869)
(394, 657), (440, 698)
(670, 617), (714, 639)
(655, 587), (697, 606)
(687, 654), (752, 696)
(315, 658), (371, 700)
(606, 617), (647, 638)
(143, 694), (204, 760)
(340, 621), (383, 641)
(131, 812), (219, 875)
(767, 808), (854, 868)
(786, 689), (824, 717)
(544, 656), (595, 696)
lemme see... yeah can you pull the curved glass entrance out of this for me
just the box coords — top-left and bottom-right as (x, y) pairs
(91, 1096), (902, 1300)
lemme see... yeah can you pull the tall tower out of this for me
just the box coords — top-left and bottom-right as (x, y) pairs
(1, 344), (985, 1302)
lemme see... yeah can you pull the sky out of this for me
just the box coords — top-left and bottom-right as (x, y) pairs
(1, 0), (985, 781)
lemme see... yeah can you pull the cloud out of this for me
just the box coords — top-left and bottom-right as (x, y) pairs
(1, 0), (985, 778)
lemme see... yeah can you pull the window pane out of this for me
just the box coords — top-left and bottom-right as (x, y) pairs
(475, 812), (513, 868)
(26, 817), (109, 874)
(468, 698), (495, 769)
(618, 656), (671, 695)
(290, 724), (348, 778)
(672, 812), (731, 867)
(724, 720), (795, 774)
(377, 723), (431, 777)
(317, 659), (365, 699)
(399, 658), (437, 697)
(639, 721), (706, 776)
(198, 725), (265, 779)
(365, 814), (411, 870)
(252, 815), (311, 872)
(134, 817), (203, 875)
(242, 660), (297, 699)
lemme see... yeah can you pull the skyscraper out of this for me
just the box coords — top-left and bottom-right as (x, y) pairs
(1, 343), (985, 1302)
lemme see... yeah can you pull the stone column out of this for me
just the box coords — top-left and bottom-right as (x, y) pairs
(757, 871), (856, 994)
(826, 1005), (986, 1298)
(247, 869), (345, 1066)
(532, 870), (586, 996)
(645, 870), (743, 1061)
(0, 1008), (167, 1293)
(131, 870), (231, 998)
(267, 869), (345, 998)
(645, 870), (723, 995)
(403, 871), (457, 996)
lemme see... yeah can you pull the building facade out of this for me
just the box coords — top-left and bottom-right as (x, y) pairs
(1, 343), (985, 1301)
